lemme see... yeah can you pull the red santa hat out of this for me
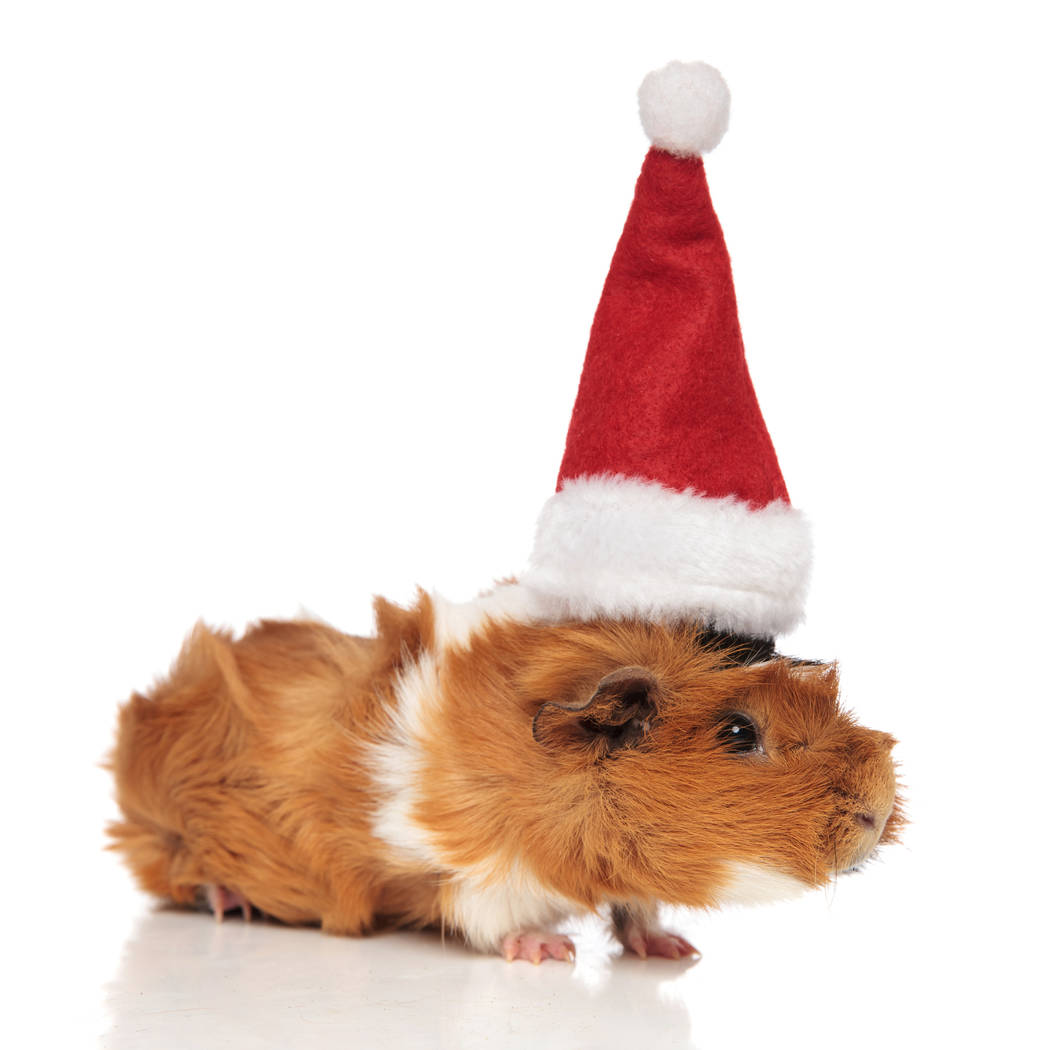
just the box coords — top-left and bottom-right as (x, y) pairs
(520, 60), (812, 639)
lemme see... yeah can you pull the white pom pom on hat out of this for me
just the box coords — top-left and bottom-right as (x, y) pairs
(638, 60), (730, 157)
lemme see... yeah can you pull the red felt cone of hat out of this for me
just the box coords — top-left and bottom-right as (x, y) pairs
(521, 61), (812, 638)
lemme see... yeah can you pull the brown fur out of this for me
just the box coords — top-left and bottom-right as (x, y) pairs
(108, 592), (900, 944)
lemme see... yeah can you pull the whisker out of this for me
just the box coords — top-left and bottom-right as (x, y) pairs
(827, 841), (838, 906)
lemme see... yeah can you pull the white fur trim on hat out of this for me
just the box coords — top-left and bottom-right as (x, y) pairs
(638, 60), (730, 157)
(520, 475), (811, 637)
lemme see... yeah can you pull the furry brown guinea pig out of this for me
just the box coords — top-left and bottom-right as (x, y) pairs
(108, 584), (901, 962)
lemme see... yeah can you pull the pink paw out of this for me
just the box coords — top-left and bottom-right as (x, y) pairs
(619, 922), (699, 961)
(204, 883), (253, 923)
(501, 930), (576, 964)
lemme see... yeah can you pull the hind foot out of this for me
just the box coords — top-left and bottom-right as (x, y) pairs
(501, 930), (576, 964)
(204, 883), (253, 922)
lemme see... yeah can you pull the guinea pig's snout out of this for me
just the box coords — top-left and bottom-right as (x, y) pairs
(852, 797), (893, 842)
(841, 745), (898, 870)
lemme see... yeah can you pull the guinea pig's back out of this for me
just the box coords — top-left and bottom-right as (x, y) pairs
(107, 619), (386, 925)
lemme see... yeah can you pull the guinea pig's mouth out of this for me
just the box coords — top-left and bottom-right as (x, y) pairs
(834, 845), (876, 878)
(828, 838), (884, 879)
(840, 855), (874, 876)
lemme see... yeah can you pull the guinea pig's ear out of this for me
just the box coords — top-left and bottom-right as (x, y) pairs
(532, 666), (659, 756)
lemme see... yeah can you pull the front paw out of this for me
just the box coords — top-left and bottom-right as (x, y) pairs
(612, 905), (699, 960)
(618, 923), (699, 960)
(501, 929), (576, 964)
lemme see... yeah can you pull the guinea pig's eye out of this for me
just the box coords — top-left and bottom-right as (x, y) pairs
(717, 713), (762, 755)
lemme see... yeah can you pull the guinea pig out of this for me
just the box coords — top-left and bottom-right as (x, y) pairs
(108, 584), (901, 962)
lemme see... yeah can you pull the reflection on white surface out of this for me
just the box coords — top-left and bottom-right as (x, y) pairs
(103, 908), (702, 1049)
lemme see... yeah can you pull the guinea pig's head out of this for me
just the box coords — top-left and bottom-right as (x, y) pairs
(525, 620), (902, 909)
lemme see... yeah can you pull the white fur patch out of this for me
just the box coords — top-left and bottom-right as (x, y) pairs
(445, 859), (577, 952)
(430, 583), (544, 651)
(369, 653), (445, 868)
(368, 647), (578, 949)
(521, 474), (812, 637)
(714, 861), (810, 907)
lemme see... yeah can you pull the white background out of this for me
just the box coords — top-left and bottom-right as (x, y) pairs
(2, 2), (1047, 1047)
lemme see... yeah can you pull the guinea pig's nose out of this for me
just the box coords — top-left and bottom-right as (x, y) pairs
(854, 807), (891, 840)
(845, 804), (892, 871)
(853, 789), (893, 843)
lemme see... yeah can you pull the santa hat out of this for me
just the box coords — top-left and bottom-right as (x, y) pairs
(520, 61), (812, 639)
